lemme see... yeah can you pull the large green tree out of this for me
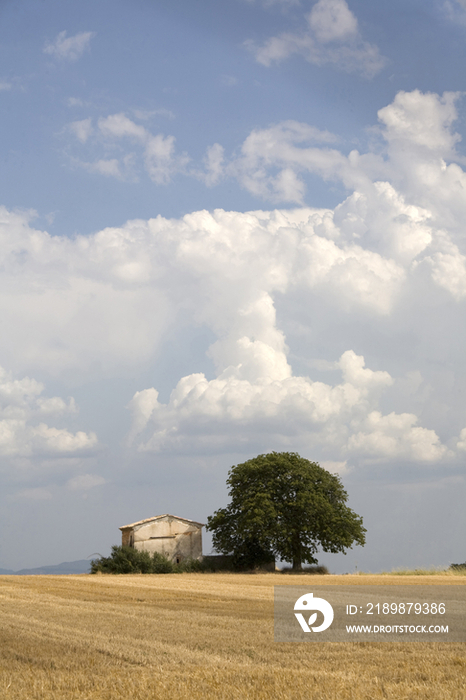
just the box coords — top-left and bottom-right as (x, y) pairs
(207, 452), (366, 571)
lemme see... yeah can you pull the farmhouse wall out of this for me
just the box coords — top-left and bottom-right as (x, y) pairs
(119, 514), (203, 564)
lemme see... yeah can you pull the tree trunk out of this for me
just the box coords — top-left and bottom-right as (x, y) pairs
(292, 532), (302, 571)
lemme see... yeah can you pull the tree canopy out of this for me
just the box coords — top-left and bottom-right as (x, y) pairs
(207, 452), (366, 570)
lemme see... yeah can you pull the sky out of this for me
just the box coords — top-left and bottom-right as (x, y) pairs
(0, 0), (465, 573)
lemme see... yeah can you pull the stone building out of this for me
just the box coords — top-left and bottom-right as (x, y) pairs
(119, 514), (204, 564)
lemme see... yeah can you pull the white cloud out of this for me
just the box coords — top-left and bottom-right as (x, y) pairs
(197, 143), (225, 186)
(69, 118), (93, 144)
(248, 0), (386, 77)
(69, 91), (466, 229)
(226, 91), (466, 303)
(0, 366), (97, 457)
(85, 158), (125, 179)
(127, 348), (445, 463)
(4, 89), (466, 470)
(348, 411), (448, 463)
(0, 81), (12, 91)
(44, 30), (95, 62)
(377, 90), (461, 154)
(0, 153), (458, 386)
(98, 113), (147, 141)
(68, 112), (188, 184)
(308, 0), (358, 43)
(457, 427), (466, 451)
(28, 424), (97, 455)
(320, 460), (350, 475)
(36, 396), (77, 415)
(0, 206), (172, 376)
(231, 120), (341, 202)
(144, 134), (190, 185)
(426, 240), (466, 300)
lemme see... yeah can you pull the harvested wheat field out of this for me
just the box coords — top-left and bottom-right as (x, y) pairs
(0, 573), (465, 700)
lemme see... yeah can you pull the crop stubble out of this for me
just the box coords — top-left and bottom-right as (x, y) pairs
(0, 573), (465, 699)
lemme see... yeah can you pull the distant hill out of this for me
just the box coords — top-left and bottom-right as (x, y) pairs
(0, 560), (91, 575)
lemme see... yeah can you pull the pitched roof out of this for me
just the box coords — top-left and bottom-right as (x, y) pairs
(119, 513), (205, 530)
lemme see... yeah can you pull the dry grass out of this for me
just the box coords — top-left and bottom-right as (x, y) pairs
(362, 568), (466, 577)
(0, 573), (465, 699)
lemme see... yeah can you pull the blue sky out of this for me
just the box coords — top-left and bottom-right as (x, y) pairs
(0, 0), (465, 572)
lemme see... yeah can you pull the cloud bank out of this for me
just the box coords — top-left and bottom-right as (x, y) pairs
(3, 89), (466, 473)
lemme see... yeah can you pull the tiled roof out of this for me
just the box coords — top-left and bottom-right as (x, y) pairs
(119, 513), (205, 530)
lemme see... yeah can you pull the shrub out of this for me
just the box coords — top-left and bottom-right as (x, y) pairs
(198, 555), (235, 572)
(175, 557), (206, 573)
(450, 562), (466, 571)
(280, 565), (329, 575)
(91, 545), (280, 574)
(151, 551), (175, 574)
(91, 546), (174, 574)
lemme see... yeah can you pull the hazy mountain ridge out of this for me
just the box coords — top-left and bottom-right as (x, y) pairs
(0, 560), (91, 575)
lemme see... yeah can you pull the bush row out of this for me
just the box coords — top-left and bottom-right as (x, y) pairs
(90, 545), (331, 574)
(90, 546), (208, 574)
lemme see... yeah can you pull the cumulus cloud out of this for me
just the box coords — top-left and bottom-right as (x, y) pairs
(230, 120), (341, 202)
(309, 0), (358, 42)
(126, 348), (446, 463)
(0, 206), (171, 376)
(44, 30), (95, 62)
(227, 91), (466, 299)
(320, 460), (350, 475)
(67, 91), (466, 222)
(4, 89), (466, 469)
(84, 157), (125, 179)
(0, 366), (97, 457)
(98, 113), (147, 141)
(347, 411), (448, 463)
(377, 90), (461, 155)
(145, 134), (189, 184)
(68, 112), (189, 184)
(247, 0), (387, 77)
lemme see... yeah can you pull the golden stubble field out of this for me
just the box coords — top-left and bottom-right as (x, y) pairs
(0, 573), (465, 700)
